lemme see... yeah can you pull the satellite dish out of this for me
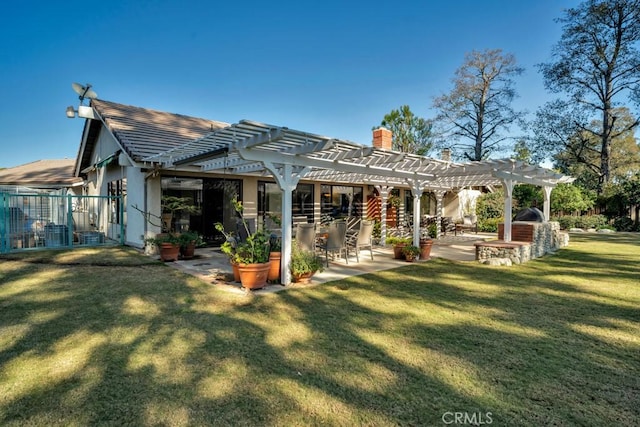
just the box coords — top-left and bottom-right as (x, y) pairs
(71, 82), (98, 101)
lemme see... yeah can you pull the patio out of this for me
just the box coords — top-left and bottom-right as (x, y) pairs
(167, 232), (496, 294)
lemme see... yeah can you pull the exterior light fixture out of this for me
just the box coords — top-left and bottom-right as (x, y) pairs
(66, 82), (98, 119)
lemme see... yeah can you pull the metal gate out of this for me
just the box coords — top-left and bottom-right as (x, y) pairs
(0, 192), (124, 253)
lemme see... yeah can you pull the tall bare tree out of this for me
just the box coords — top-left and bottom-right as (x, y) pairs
(433, 49), (525, 161)
(377, 105), (433, 155)
(537, 0), (640, 192)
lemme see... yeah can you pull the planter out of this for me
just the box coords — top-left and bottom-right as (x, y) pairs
(393, 243), (407, 259)
(237, 262), (270, 290)
(231, 261), (241, 282)
(159, 242), (180, 262)
(292, 271), (315, 284)
(268, 252), (282, 283)
(419, 239), (433, 260)
(405, 254), (417, 262)
(180, 241), (196, 259)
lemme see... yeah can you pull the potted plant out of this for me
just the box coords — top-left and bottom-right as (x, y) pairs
(178, 230), (203, 260)
(419, 231), (433, 260)
(387, 236), (412, 259)
(215, 196), (271, 290)
(289, 240), (324, 284)
(402, 244), (421, 262)
(145, 233), (182, 262)
(267, 233), (282, 283)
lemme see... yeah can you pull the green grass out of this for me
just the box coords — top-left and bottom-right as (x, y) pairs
(0, 235), (638, 426)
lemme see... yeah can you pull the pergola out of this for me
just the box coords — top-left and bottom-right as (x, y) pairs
(145, 120), (572, 284)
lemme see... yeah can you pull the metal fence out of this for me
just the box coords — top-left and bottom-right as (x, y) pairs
(0, 192), (124, 253)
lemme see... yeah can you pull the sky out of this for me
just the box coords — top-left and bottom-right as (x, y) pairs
(0, 0), (583, 168)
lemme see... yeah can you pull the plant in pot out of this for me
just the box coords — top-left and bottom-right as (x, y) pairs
(387, 236), (412, 259)
(419, 230), (433, 261)
(215, 195), (271, 290)
(401, 244), (421, 262)
(267, 233), (282, 284)
(178, 230), (203, 260)
(289, 240), (324, 284)
(145, 233), (182, 262)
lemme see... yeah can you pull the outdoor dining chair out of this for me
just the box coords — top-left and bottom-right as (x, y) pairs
(317, 220), (348, 267)
(347, 219), (374, 262)
(295, 223), (316, 252)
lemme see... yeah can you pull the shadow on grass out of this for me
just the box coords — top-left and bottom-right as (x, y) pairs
(0, 234), (638, 425)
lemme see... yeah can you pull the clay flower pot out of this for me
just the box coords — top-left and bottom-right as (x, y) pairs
(237, 262), (270, 290)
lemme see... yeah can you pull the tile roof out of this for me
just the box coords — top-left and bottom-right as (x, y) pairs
(0, 159), (83, 187)
(90, 99), (229, 162)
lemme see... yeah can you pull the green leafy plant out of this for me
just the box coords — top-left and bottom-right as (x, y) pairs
(401, 245), (421, 258)
(215, 195), (270, 264)
(289, 240), (324, 276)
(144, 233), (181, 247)
(386, 236), (412, 246)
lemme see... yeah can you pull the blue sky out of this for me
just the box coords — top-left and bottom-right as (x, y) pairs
(0, 0), (581, 168)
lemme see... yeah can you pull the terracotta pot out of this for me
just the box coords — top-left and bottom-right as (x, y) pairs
(268, 252), (281, 283)
(292, 271), (315, 284)
(181, 241), (196, 259)
(159, 242), (180, 262)
(231, 261), (240, 282)
(405, 254), (417, 262)
(393, 243), (407, 259)
(237, 262), (270, 290)
(419, 239), (433, 260)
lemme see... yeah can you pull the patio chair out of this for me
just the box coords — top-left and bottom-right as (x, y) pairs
(295, 223), (316, 252)
(317, 220), (348, 267)
(347, 219), (374, 262)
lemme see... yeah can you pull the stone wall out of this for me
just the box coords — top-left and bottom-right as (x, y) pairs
(477, 221), (568, 265)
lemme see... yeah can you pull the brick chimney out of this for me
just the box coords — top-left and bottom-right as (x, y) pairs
(441, 148), (451, 162)
(372, 127), (392, 150)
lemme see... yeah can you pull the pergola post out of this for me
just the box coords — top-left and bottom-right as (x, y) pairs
(262, 162), (309, 285)
(408, 180), (427, 246)
(375, 185), (393, 245)
(433, 190), (446, 239)
(502, 179), (515, 242)
(543, 186), (552, 221)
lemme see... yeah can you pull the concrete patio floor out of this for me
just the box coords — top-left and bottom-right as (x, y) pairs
(167, 232), (496, 295)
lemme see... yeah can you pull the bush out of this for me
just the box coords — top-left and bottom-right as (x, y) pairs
(553, 214), (608, 230)
(612, 216), (636, 232)
(478, 217), (503, 232)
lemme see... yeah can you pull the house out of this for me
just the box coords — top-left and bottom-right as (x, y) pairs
(73, 99), (572, 283)
(0, 159), (87, 251)
(0, 159), (84, 193)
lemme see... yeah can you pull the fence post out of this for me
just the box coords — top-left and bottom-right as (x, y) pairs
(0, 193), (7, 254)
(67, 194), (74, 248)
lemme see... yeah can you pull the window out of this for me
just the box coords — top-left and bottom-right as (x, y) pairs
(320, 184), (363, 219)
(258, 182), (315, 226)
(107, 179), (126, 224)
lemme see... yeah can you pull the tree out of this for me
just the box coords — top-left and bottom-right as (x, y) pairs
(377, 105), (434, 155)
(433, 49), (525, 161)
(533, 106), (640, 192)
(551, 183), (595, 215)
(537, 0), (640, 192)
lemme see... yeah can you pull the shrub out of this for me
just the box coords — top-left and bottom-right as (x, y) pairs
(478, 217), (503, 232)
(612, 216), (635, 232)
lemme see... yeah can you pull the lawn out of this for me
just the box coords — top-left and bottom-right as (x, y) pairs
(0, 234), (638, 426)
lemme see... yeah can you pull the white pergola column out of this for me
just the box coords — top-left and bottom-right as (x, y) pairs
(502, 179), (515, 242)
(262, 162), (309, 286)
(408, 180), (427, 246)
(375, 185), (393, 245)
(542, 186), (552, 221)
(433, 190), (446, 239)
